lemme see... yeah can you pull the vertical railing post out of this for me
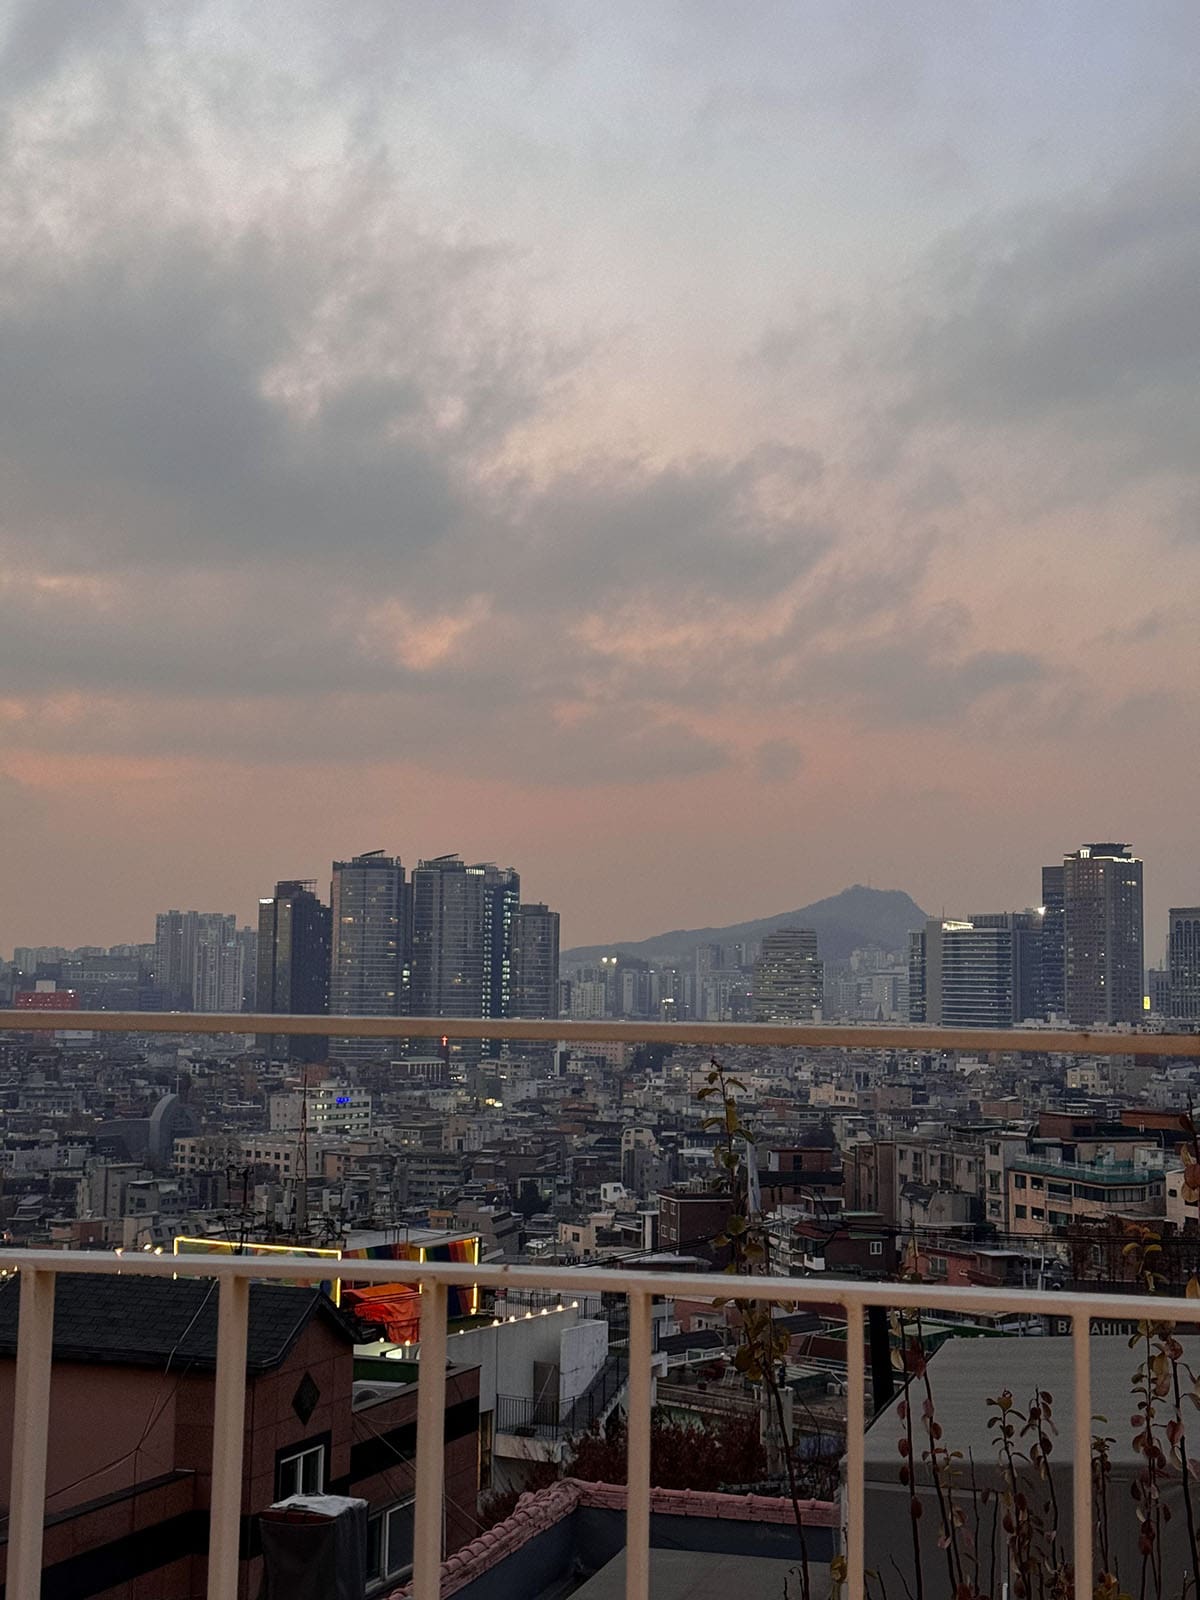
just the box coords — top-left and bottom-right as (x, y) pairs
(626, 1289), (653, 1600)
(7, 1266), (56, 1600)
(413, 1280), (449, 1600)
(1072, 1311), (1093, 1599)
(844, 1299), (866, 1596)
(207, 1273), (249, 1600)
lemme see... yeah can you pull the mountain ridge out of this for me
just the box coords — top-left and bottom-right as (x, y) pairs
(562, 884), (929, 966)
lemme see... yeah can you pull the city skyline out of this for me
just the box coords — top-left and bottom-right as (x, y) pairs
(0, 845), (1185, 969)
(0, 4), (1197, 954)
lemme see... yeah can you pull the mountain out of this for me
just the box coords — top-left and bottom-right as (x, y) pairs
(562, 885), (929, 966)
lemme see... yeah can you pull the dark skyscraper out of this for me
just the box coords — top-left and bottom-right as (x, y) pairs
(513, 902), (561, 1020)
(329, 851), (409, 1062)
(256, 880), (331, 1061)
(409, 857), (525, 1060)
(906, 928), (926, 1022)
(410, 856), (486, 1029)
(1168, 908), (1200, 1022)
(1062, 843), (1144, 1026)
(482, 865), (521, 1046)
(1040, 864), (1065, 1018)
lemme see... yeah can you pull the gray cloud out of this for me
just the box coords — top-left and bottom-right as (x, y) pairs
(0, 0), (1182, 812)
(893, 150), (1200, 487)
(1167, 493), (1200, 546)
(0, 216), (533, 574)
(0, 0), (145, 94)
(0, 683), (731, 788)
(0, 770), (44, 828)
(504, 445), (829, 608)
(794, 625), (1054, 729)
(753, 739), (804, 783)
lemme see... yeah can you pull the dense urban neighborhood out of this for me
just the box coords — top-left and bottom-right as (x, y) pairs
(1, 850), (1198, 1595)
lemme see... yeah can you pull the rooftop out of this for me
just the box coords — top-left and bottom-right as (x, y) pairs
(0, 1273), (353, 1374)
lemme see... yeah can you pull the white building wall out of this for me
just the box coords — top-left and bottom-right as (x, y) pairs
(558, 1319), (608, 1405)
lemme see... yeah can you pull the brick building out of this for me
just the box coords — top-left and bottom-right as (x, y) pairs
(0, 1274), (479, 1598)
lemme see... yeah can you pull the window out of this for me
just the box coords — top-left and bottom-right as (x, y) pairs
(869, 1240), (883, 1256)
(276, 1443), (324, 1500)
(367, 1515), (383, 1583)
(368, 1498), (418, 1585)
(1015, 1205), (1027, 1219)
(1014, 1174), (1027, 1190)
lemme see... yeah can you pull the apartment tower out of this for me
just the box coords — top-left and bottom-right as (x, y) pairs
(1062, 843), (1144, 1026)
(256, 880), (332, 1061)
(751, 928), (822, 1023)
(329, 851), (409, 1062)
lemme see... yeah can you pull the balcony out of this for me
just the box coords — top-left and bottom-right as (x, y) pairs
(496, 1355), (629, 1443)
(1015, 1153), (1158, 1182)
(0, 1008), (1198, 1599)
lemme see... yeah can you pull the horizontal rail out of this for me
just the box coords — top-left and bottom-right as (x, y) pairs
(6, 1247), (1200, 1324)
(0, 1008), (1196, 1057)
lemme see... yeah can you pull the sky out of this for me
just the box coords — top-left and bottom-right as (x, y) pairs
(1, 1), (1197, 957)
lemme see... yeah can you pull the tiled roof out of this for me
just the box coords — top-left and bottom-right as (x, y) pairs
(0, 1272), (354, 1374)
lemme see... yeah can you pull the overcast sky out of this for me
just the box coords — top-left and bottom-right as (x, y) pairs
(1, 1), (1197, 954)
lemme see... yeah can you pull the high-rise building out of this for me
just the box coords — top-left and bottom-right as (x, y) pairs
(409, 856), (531, 1060)
(1168, 908), (1200, 1022)
(970, 910), (1044, 1022)
(190, 915), (243, 1013)
(482, 865), (521, 1049)
(1148, 966), (1172, 1017)
(916, 912), (1043, 1028)
(1062, 843), (1144, 1026)
(512, 903), (560, 1020)
(752, 928), (822, 1023)
(154, 911), (190, 1007)
(329, 851), (409, 1062)
(256, 880), (332, 1061)
(410, 856), (487, 1027)
(235, 925), (258, 1009)
(906, 929), (926, 1022)
(1040, 864), (1065, 1018)
(154, 910), (242, 1011)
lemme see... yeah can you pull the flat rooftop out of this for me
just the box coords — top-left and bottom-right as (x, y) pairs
(572, 1549), (830, 1600)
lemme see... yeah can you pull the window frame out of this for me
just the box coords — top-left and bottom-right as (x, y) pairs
(366, 1495), (423, 1590)
(274, 1440), (327, 1502)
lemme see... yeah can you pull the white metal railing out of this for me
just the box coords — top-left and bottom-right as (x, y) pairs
(0, 1010), (1198, 1600)
(11, 1248), (1200, 1600)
